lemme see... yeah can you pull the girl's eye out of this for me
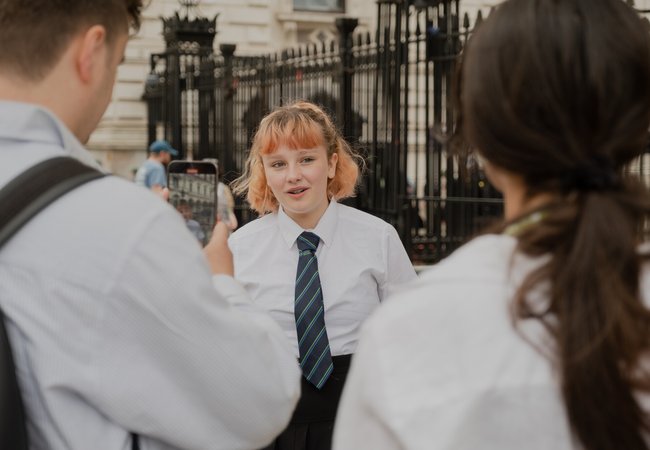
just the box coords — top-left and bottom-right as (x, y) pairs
(302, 157), (315, 163)
(270, 161), (285, 168)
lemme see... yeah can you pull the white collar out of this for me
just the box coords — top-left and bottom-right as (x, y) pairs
(0, 101), (105, 172)
(277, 199), (339, 249)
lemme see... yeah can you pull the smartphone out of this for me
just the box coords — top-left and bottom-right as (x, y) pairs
(167, 160), (218, 246)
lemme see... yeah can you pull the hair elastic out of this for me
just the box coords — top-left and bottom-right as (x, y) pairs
(560, 156), (621, 192)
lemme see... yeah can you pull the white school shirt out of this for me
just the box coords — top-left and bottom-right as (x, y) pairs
(0, 101), (300, 450)
(229, 200), (417, 357)
(333, 234), (650, 450)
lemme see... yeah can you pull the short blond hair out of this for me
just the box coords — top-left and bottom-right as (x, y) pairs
(232, 101), (361, 215)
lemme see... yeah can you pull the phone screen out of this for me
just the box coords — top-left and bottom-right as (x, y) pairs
(167, 161), (218, 246)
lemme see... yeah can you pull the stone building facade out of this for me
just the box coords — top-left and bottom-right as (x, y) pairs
(87, 0), (650, 179)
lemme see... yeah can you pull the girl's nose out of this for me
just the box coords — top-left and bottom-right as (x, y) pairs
(287, 163), (302, 182)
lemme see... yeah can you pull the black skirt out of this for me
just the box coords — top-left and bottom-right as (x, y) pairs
(260, 354), (352, 450)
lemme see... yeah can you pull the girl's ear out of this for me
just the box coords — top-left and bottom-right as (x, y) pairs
(328, 152), (338, 179)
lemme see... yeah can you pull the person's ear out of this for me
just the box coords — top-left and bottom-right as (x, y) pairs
(327, 152), (338, 179)
(76, 25), (107, 84)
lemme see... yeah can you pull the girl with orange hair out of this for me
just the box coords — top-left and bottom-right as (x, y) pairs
(230, 101), (416, 450)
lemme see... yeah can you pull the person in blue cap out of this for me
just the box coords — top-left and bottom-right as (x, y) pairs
(134, 139), (179, 191)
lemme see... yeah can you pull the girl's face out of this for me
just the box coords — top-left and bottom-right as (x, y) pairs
(262, 143), (338, 229)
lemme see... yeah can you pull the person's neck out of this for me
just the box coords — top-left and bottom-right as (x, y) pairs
(0, 73), (81, 140)
(502, 185), (555, 222)
(286, 202), (329, 230)
(0, 77), (46, 111)
(292, 213), (322, 230)
(493, 168), (552, 221)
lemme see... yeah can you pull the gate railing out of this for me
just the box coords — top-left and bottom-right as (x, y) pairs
(144, 1), (505, 264)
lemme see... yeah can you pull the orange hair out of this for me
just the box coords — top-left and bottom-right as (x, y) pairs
(232, 101), (361, 215)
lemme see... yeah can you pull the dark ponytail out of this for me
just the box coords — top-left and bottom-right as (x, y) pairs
(457, 0), (650, 448)
(515, 182), (650, 450)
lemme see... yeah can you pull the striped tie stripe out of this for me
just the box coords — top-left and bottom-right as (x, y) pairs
(295, 270), (319, 305)
(294, 231), (333, 390)
(298, 305), (324, 346)
(296, 256), (316, 284)
(296, 289), (322, 327)
(300, 328), (327, 367)
(298, 235), (317, 250)
(306, 345), (331, 378)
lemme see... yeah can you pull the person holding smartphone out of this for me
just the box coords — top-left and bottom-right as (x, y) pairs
(229, 101), (416, 450)
(0, 1), (300, 448)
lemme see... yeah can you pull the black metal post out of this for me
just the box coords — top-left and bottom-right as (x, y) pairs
(167, 49), (183, 157)
(390, 1), (405, 224)
(335, 17), (359, 143)
(142, 66), (162, 146)
(220, 44), (236, 176)
(197, 57), (216, 160)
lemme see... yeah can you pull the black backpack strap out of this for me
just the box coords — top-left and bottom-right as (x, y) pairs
(0, 157), (104, 247)
(0, 302), (28, 449)
(131, 433), (140, 450)
(0, 157), (104, 450)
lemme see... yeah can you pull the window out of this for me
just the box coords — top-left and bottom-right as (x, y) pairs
(293, 0), (344, 13)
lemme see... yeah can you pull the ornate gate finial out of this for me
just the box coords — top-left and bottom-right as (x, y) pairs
(178, 0), (201, 17)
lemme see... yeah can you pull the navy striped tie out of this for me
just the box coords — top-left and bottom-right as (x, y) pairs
(295, 231), (333, 389)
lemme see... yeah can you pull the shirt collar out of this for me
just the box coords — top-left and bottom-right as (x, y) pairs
(0, 101), (105, 171)
(277, 199), (339, 249)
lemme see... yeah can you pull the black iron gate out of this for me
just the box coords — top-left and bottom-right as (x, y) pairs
(143, 0), (503, 264)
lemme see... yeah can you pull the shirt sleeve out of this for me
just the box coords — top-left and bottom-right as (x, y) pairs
(333, 319), (401, 450)
(147, 165), (167, 188)
(81, 208), (300, 449)
(379, 224), (418, 301)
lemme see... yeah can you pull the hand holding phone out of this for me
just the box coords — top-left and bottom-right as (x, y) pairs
(203, 222), (234, 275)
(150, 185), (169, 202)
(167, 160), (219, 246)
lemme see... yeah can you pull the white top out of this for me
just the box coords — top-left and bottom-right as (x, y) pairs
(0, 101), (300, 450)
(229, 200), (417, 357)
(334, 234), (650, 450)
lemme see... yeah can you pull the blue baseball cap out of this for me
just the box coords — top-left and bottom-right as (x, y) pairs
(148, 140), (179, 156)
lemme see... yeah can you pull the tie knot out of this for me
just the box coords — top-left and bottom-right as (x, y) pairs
(297, 231), (320, 252)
